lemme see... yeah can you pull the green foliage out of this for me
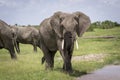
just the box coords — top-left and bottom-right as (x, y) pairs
(114, 22), (120, 27)
(0, 27), (120, 80)
(88, 20), (120, 31)
(101, 20), (115, 29)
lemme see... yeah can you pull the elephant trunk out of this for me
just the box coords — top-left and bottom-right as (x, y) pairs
(11, 30), (20, 53)
(12, 38), (19, 53)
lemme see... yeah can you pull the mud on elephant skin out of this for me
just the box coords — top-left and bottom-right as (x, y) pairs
(39, 11), (91, 73)
(0, 19), (18, 59)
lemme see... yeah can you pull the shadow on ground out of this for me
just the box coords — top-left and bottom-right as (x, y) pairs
(54, 68), (88, 77)
(69, 70), (88, 77)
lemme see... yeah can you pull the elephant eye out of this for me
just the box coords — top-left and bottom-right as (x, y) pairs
(60, 25), (64, 34)
(60, 25), (64, 29)
(60, 17), (65, 23)
(74, 17), (78, 21)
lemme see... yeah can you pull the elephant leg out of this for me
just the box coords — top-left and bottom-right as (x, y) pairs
(41, 51), (56, 65)
(0, 40), (3, 48)
(8, 47), (17, 59)
(0, 44), (3, 49)
(6, 40), (17, 59)
(41, 56), (45, 64)
(18, 42), (20, 53)
(40, 43), (56, 70)
(0, 39), (4, 49)
(45, 51), (56, 70)
(33, 39), (37, 52)
(33, 45), (37, 52)
(49, 51), (56, 68)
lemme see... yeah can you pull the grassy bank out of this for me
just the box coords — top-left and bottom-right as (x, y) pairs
(0, 27), (120, 80)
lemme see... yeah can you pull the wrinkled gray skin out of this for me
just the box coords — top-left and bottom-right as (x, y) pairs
(39, 11), (91, 72)
(11, 26), (40, 53)
(0, 20), (18, 59)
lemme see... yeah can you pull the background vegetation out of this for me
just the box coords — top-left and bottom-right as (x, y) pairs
(87, 20), (120, 31)
(0, 20), (120, 80)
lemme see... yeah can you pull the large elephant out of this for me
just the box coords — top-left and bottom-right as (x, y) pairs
(39, 11), (91, 72)
(11, 26), (40, 53)
(0, 19), (18, 59)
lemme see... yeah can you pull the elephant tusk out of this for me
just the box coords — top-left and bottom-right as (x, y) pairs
(62, 39), (64, 50)
(75, 40), (79, 50)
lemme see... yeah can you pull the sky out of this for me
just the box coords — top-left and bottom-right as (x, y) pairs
(0, 0), (120, 25)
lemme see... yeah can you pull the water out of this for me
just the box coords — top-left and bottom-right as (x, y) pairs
(76, 65), (120, 80)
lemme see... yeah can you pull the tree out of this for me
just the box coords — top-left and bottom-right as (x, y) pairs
(100, 20), (115, 29)
(114, 22), (120, 27)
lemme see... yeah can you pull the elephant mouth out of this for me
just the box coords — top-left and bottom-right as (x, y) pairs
(61, 31), (78, 50)
(64, 32), (72, 38)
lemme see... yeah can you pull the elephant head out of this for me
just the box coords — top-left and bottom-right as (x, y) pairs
(0, 20), (17, 59)
(10, 26), (20, 53)
(50, 11), (91, 49)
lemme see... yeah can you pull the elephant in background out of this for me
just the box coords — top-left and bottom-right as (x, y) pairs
(11, 26), (40, 53)
(0, 19), (18, 59)
(39, 11), (91, 72)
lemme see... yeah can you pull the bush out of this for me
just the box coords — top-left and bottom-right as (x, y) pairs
(100, 20), (115, 29)
(89, 20), (120, 31)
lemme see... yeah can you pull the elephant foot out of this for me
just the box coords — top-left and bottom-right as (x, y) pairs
(45, 65), (53, 71)
(34, 50), (37, 53)
(33, 47), (37, 53)
(63, 68), (73, 74)
(63, 63), (73, 73)
(45, 62), (54, 71)
(11, 56), (17, 59)
(62, 68), (73, 74)
(41, 56), (45, 64)
(11, 54), (17, 59)
(17, 51), (20, 54)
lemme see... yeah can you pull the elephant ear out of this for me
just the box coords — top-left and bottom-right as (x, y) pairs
(74, 12), (91, 37)
(50, 11), (64, 38)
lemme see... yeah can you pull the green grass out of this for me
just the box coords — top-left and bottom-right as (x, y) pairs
(83, 27), (120, 37)
(0, 27), (120, 80)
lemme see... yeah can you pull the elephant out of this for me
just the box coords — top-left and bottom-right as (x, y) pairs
(0, 19), (18, 59)
(38, 11), (91, 72)
(10, 26), (40, 53)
